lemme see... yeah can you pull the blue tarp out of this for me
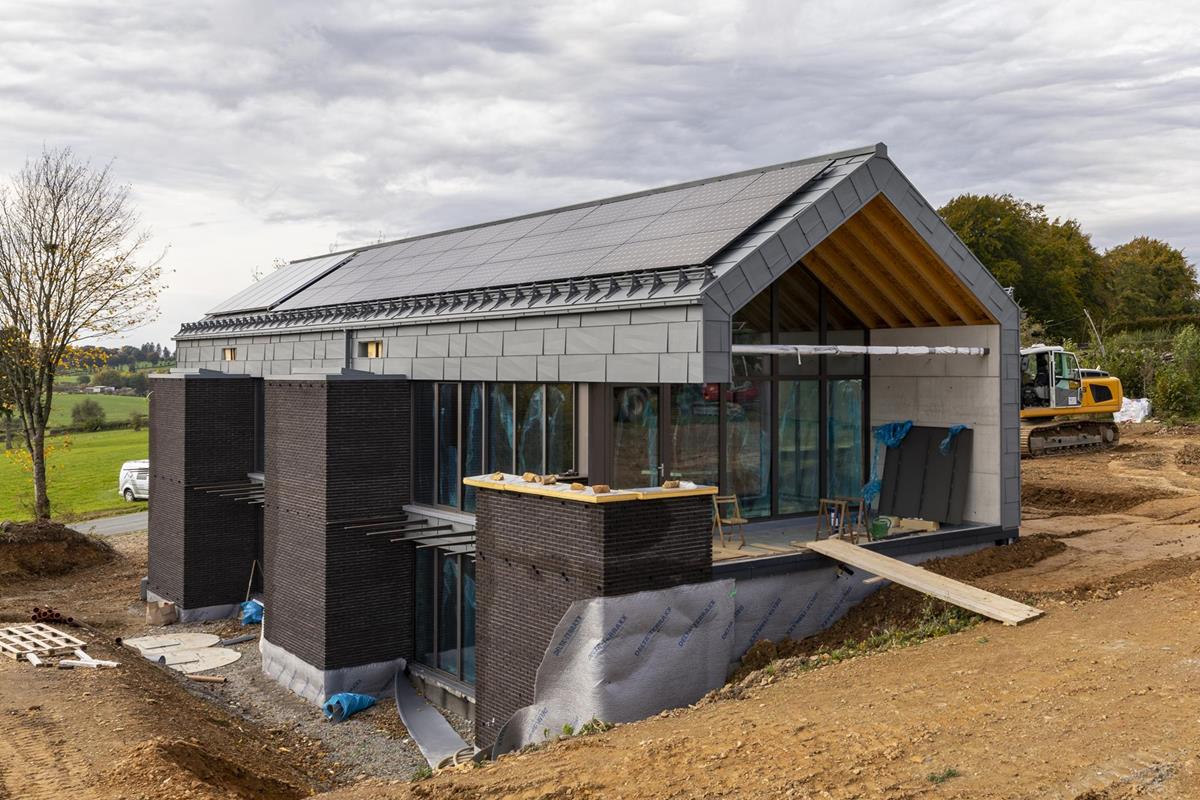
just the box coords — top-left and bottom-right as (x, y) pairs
(939, 424), (968, 455)
(240, 599), (263, 625)
(323, 692), (376, 722)
(862, 421), (913, 506)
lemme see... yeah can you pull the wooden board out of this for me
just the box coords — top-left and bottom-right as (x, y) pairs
(805, 539), (1043, 626)
(0, 624), (87, 659)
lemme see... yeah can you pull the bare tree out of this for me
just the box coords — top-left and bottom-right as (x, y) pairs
(0, 148), (161, 519)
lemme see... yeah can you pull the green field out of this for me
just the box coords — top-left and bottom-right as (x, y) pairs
(47, 392), (148, 429)
(0, 428), (149, 521)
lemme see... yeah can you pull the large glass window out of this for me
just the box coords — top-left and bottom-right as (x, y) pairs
(436, 384), (459, 508)
(726, 380), (771, 517)
(613, 386), (659, 487)
(516, 384), (545, 474)
(714, 262), (866, 518)
(827, 379), (864, 499)
(669, 384), (720, 486)
(777, 381), (820, 514)
(415, 548), (476, 684)
(488, 384), (515, 473)
(426, 382), (575, 512)
(437, 553), (460, 674)
(462, 383), (484, 512)
(546, 383), (575, 475)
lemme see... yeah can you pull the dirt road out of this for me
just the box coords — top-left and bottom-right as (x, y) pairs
(4, 424), (1200, 799)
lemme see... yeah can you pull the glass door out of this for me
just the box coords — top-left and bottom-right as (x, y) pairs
(612, 386), (660, 488)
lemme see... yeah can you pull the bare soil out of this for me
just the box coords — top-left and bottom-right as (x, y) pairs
(320, 424), (1200, 799)
(9, 424), (1200, 798)
(0, 519), (114, 590)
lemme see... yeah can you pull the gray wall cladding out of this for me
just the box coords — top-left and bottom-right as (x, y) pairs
(147, 373), (259, 609)
(263, 376), (415, 671)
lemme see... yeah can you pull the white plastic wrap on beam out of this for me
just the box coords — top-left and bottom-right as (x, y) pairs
(732, 344), (988, 360)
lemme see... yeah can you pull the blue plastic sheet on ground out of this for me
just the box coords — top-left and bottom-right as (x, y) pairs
(323, 692), (376, 722)
(939, 424), (968, 455)
(862, 421), (913, 506)
(240, 599), (263, 625)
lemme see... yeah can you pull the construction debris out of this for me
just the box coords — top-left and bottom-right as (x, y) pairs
(30, 606), (76, 625)
(123, 632), (242, 674)
(0, 623), (88, 660)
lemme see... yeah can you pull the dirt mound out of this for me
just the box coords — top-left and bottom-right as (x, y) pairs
(0, 519), (114, 587)
(1177, 444), (1200, 473)
(726, 535), (1066, 683)
(1022, 483), (1168, 515)
(108, 737), (308, 800)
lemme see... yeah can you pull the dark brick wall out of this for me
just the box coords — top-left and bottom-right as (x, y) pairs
(474, 489), (713, 747)
(263, 377), (414, 672)
(147, 374), (259, 609)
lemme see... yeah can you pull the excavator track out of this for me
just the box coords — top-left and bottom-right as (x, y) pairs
(1021, 418), (1120, 458)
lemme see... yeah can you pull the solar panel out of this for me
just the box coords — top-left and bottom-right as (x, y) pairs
(268, 157), (834, 312)
(207, 252), (353, 315)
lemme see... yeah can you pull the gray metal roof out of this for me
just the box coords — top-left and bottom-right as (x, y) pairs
(209, 152), (850, 317)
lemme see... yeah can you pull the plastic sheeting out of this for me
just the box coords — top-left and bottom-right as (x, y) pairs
(1115, 397), (1151, 423)
(241, 599), (264, 625)
(862, 421), (913, 507)
(394, 672), (471, 768)
(492, 580), (736, 756)
(938, 424), (969, 456)
(493, 538), (999, 757)
(260, 635), (407, 706)
(323, 692), (376, 722)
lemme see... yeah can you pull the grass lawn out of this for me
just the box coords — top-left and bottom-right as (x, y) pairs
(0, 428), (149, 522)
(47, 392), (148, 429)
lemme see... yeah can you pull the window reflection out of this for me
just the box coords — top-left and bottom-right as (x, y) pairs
(778, 381), (819, 513)
(436, 384), (458, 508)
(488, 384), (515, 474)
(516, 384), (545, 474)
(613, 386), (659, 487)
(670, 384), (719, 486)
(726, 380), (770, 518)
(827, 379), (864, 498)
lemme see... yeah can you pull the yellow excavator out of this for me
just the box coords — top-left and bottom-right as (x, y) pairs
(1020, 345), (1123, 457)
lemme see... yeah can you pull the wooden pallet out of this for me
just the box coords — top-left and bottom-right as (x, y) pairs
(0, 624), (87, 659)
(805, 538), (1044, 626)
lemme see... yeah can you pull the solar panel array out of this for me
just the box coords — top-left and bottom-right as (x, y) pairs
(208, 253), (354, 315)
(259, 158), (831, 313)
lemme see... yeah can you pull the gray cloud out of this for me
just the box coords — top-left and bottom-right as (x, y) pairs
(0, 0), (1196, 345)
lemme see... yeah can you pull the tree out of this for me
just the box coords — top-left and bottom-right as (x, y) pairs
(0, 148), (161, 520)
(71, 398), (106, 431)
(940, 194), (1107, 343)
(1104, 237), (1200, 323)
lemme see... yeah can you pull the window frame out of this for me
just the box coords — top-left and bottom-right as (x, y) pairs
(222, 347), (237, 361)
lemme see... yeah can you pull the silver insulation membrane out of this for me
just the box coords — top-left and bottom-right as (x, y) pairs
(494, 540), (992, 755)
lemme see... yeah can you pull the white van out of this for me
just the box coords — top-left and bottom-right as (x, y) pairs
(118, 459), (150, 502)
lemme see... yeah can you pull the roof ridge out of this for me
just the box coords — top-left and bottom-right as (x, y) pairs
(293, 143), (882, 264)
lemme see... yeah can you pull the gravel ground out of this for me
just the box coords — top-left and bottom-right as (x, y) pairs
(150, 618), (474, 783)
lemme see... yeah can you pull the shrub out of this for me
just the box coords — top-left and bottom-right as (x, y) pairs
(129, 411), (146, 431)
(70, 398), (106, 432)
(1152, 366), (1195, 419)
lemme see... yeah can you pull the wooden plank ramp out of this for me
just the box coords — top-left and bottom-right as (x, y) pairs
(805, 538), (1043, 626)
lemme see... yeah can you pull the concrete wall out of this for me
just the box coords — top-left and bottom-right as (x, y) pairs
(176, 305), (710, 384)
(868, 324), (1002, 526)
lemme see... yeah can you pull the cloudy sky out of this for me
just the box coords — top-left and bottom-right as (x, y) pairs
(1, 0), (1196, 347)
